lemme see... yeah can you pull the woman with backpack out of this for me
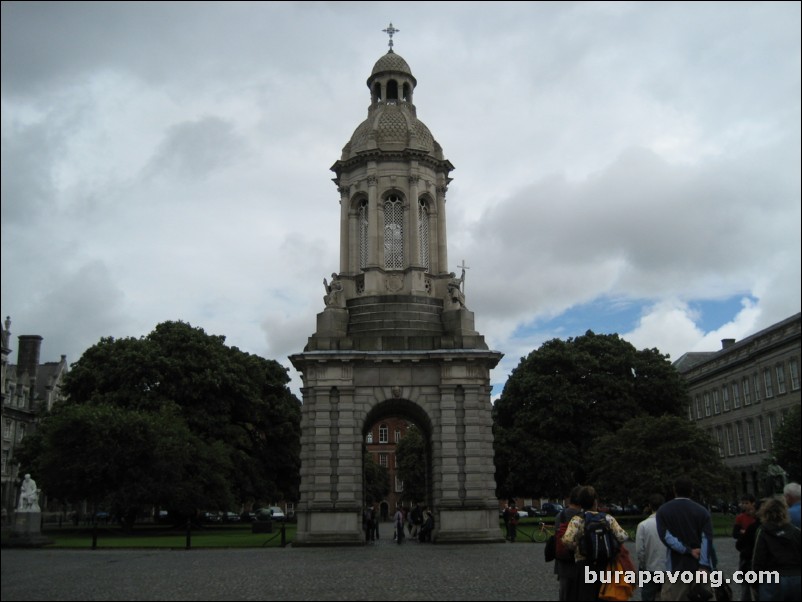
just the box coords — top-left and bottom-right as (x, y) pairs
(752, 497), (801, 601)
(561, 485), (629, 601)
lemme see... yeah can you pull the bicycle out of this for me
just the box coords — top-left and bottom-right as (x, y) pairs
(532, 520), (555, 543)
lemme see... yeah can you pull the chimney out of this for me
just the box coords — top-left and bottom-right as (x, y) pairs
(17, 335), (43, 380)
(721, 338), (736, 350)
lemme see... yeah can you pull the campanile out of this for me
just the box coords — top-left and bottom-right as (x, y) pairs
(290, 26), (503, 545)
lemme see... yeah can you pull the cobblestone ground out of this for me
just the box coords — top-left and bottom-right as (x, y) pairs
(1, 533), (743, 601)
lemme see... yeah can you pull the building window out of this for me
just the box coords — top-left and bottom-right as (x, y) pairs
(379, 424), (389, 444)
(726, 425), (735, 456)
(763, 368), (774, 398)
(395, 476), (404, 493)
(687, 404), (693, 421)
(366, 431), (373, 444)
(695, 396), (702, 419)
(775, 364), (786, 395)
(747, 421), (756, 453)
(743, 377), (751, 405)
(3, 420), (10, 439)
(753, 374), (761, 402)
(1, 450), (8, 475)
(731, 382), (741, 409)
(395, 428), (401, 443)
(17, 424), (25, 443)
(757, 416), (767, 451)
(789, 358), (800, 390)
(703, 393), (711, 417)
(736, 422), (745, 455)
(716, 428), (725, 458)
(768, 414), (777, 446)
(418, 198), (430, 270)
(379, 453), (388, 468)
(712, 390), (720, 414)
(721, 386), (730, 411)
(358, 199), (369, 270)
(383, 195), (404, 270)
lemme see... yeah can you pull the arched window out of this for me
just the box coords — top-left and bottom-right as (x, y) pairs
(373, 82), (382, 102)
(418, 198), (430, 270)
(358, 199), (369, 270)
(386, 79), (398, 100)
(384, 195), (403, 270)
(366, 431), (373, 444)
(402, 83), (411, 102)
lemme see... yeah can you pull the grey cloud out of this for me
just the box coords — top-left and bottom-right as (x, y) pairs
(145, 116), (242, 180)
(464, 145), (800, 324)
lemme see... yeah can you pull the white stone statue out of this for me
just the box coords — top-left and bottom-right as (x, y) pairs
(447, 269), (466, 308)
(323, 273), (344, 307)
(17, 473), (40, 513)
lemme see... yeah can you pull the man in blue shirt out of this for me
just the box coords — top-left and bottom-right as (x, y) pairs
(656, 476), (714, 601)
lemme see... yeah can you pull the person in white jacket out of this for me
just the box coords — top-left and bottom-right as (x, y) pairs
(636, 494), (666, 602)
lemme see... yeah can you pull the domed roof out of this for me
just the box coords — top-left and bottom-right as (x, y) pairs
(345, 104), (438, 159)
(371, 51), (413, 77)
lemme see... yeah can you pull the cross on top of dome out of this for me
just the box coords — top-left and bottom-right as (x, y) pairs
(382, 22), (399, 52)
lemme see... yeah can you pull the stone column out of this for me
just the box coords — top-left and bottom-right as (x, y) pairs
(338, 185), (350, 273)
(367, 175), (379, 268)
(408, 175), (421, 267)
(436, 185), (448, 273)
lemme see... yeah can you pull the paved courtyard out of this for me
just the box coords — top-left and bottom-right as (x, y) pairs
(1, 537), (742, 601)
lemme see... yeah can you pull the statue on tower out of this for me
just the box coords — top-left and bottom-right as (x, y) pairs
(323, 273), (344, 308)
(447, 269), (466, 309)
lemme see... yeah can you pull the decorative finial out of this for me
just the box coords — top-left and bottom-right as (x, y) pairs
(382, 22), (399, 52)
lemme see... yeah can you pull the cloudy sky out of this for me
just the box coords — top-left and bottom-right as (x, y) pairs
(2, 1), (800, 398)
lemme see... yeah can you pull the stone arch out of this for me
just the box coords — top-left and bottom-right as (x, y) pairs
(362, 397), (435, 507)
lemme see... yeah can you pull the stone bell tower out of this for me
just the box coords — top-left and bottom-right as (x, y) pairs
(289, 25), (503, 545)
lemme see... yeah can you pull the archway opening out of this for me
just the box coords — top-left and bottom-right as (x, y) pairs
(362, 399), (433, 534)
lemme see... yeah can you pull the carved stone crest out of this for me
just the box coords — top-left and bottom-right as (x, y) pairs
(386, 274), (403, 292)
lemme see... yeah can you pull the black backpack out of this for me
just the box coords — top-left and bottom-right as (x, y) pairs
(579, 512), (620, 566)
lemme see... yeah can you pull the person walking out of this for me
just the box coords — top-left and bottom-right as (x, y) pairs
(503, 500), (519, 542)
(752, 497), (801, 601)
(636, 494), (666, 602)
(783, 483), (801, 529)
(561, 485), (628, 601)
(733, 494), (758, 601)
(393, 505), (405, 544)
(655, 476), (714, 601)
(554, 486), (582, 601)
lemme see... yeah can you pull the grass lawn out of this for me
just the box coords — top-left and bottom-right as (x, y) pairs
(26, 523), (296, 549)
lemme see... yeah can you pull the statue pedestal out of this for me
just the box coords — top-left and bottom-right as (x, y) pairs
(9, 512), (52, 547)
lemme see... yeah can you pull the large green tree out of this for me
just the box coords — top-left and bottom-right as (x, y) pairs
(396, 425), (427, 503)
(363, 452), (390, 505)
(20, 321), (301, 521)
(492, 331), (690, 499)
(773, 404), (801, 482)
(588, 415), (732, 504)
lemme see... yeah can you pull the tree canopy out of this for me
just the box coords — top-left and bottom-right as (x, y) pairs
(492, 330), (693, 500)
(587, 415), (732, 504)
(19, 321), (301, 522)
(396, 424), (427, 503)
(363, 452), (390, 505)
